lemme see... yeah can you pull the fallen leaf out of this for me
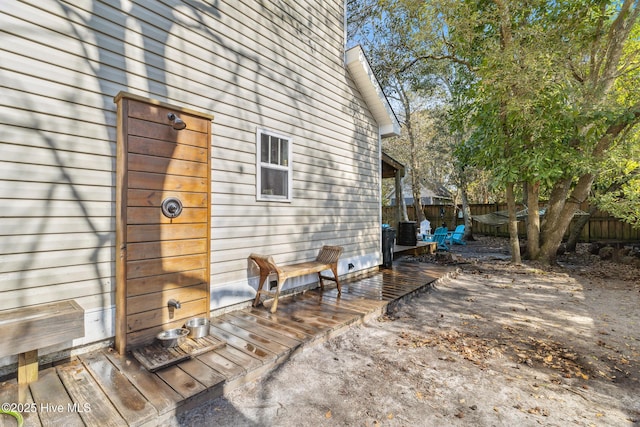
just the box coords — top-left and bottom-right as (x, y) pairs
(325, 410), (332, 419)
(387, 413), (394, 420)
(576, 371), (589, 380)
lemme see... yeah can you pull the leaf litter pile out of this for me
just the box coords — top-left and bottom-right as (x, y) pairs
(397, 325), (597, 381)
(393, 237), (640, 424)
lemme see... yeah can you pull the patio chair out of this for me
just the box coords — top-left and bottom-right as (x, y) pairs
(432, 227), (449, 251)
(446, 225), (466, 245)
(419, 219), (432, 241)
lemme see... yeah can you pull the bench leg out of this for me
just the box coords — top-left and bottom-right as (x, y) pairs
(253, 271), (270, 307)
(270, 278), (286, 313)
(18, 350), (38, 385)
(331, 264), (341, 295)
(318, 265), (341, 295)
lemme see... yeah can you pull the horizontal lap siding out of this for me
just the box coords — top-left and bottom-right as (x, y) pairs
(0, 0), (381, 338)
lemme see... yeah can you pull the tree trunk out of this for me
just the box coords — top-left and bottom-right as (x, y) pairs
(412, 184), (426, 223)
(539, 173), (595, 264)
(402, 87), (425, 225)
(526, 181), (540, 259)
(448, 193), (458, 230)
(566, 176), (630, 252)
(460, 185), (474, 241)
(398, 175), (409, 224)
(506, 182), (521, 264)
(565, 205), (597, 252)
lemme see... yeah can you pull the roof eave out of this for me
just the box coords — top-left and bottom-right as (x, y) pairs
(345, 46), (401, 139)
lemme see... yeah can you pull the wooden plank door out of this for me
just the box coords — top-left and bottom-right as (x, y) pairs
(114, 93), (213, 353)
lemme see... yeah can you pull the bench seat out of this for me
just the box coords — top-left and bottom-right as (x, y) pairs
(250, 245), (343, 313)
(0, 300), (84, 384)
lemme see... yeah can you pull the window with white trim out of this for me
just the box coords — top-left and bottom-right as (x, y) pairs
(256, 128), (293, 202)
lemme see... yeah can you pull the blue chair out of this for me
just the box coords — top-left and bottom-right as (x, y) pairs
(446, 225), (466, 245)
(432, 227), (449, 251)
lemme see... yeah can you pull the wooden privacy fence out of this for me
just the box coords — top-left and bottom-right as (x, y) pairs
(382, 203), (640, 242)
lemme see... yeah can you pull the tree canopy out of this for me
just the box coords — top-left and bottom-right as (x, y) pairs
(349, 0), (640, 263)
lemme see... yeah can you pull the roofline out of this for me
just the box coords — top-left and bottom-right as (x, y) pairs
(382, 151), (405, 177)
(345, 45), (401, 138)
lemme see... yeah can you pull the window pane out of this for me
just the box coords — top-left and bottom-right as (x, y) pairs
(280, 139), (288, 166)
(261, 134), (270, 163)
(270, 137), (279, 165)
(261, 167), (288, 198)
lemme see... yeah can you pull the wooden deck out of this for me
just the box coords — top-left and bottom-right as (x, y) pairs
(394, 240), (438, 256)
(0, 262), (450, 427)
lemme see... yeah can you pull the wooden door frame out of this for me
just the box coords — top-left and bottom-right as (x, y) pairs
(113, 92), (213, 354)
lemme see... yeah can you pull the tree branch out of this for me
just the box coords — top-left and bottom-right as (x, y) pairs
(399, 54), (477, 74)
(568, 58), (585, 84)
(594, 102), (640, 156)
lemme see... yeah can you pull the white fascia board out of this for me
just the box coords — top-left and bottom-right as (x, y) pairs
(345, 46), (401, 138)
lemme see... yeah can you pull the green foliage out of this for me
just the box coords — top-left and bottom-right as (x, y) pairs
(437, 1), (640, 213)
(348, 0), (640, 229)
(595, 168), (640, 228)
(592, 126), (640, 228)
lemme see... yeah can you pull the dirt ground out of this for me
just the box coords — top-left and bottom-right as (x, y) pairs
(176, 237), (640, 427)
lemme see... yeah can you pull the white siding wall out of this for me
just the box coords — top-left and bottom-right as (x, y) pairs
(0, 0), (381, 363)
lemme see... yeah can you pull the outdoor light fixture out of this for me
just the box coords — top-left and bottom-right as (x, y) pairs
(167, 113), (187, 130)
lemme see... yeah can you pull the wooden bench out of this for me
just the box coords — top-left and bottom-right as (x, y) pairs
(0, 300), (84, 385)
(250, 245), (343, 313)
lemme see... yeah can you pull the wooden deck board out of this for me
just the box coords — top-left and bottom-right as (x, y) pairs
(273, 299), (356, 325)
(57, 360), (127, 426)
(177, 358), (225, 390)
(283, 310), (343, 330)
(155, 366), (206, 400)
(248, 309), (326, 336)
(209, 325), (278, 365)
(319, 288), (386, 305)
(286, 299), (361, 324)
(346, 282), (415, 298)
(80, 352), (157, 427)
(290, 292), (365, 315)
(195, 351), (246, 381)
(214, 344), (264, 372)
(0, 379), (40, 427)
(288, 298), (371, 329)
(227, 310), (313, 342)
(304, 290), (375, 310)
(341, 287), (386, 300)
(313, 293), (384, 313)
(103, 349), (183, 416)
(222, 314), (304, 349)
(213, 316), (295, 355)
(28, 367), (84, 427)
(0, 262), (451, 427)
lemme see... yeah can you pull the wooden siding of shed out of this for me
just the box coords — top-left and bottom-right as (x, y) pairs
(0, 0), (382, 361)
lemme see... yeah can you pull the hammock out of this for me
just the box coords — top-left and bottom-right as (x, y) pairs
(472, 209), (529, 226)
(472, 207), (588, 226)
